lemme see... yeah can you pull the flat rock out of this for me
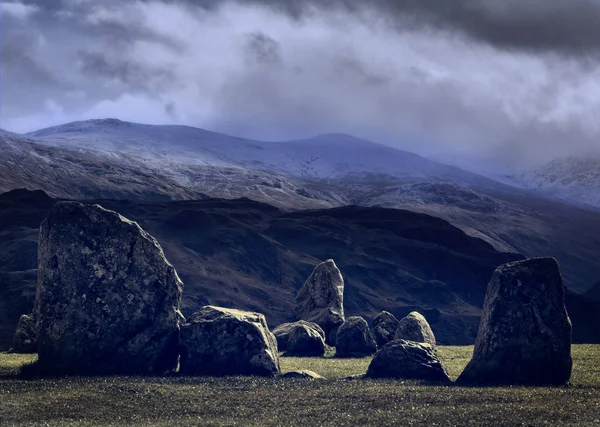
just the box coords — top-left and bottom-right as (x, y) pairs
(366, 340), (451, 382)
(34, 202), (183, 375)
(10, 314), (36, 354)
(457, 258), (573, 386)
(272, 321), (325, 351)
(280, 370), (325, 379)
(180, 306), (280, 377)
(284, 323), (326, 357)
(371, 311), (399, 347)
(335, 316), (377, 358)
(295, 259), (345, 345)
(394, 311), (436, 346)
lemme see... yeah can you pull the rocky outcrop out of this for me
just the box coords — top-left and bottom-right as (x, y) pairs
(272, 321), (325, 351)
(10, 314), (36, 354)
(284, 323), (326, 357)
(371, 311), (399, 347)
(34, 202), (183, 375)
(366, 340), (451, 382)
(280, 370), (325, 379)
(180, 306), (280, 377)
(394, 312), (436, 346)
(335, 316), (377, 358)
(457, 258), (572, 386)
(295, 259), (345, 345)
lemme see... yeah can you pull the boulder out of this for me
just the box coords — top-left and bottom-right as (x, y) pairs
(366, 340), (451, 382)
(295, 259), (345, 345)
(180, 306), (280, 377)
(34, 202), (183, 375)
(272, 321), (325, 351)
(10, 314), (36, 354)
(335, 316), (377, 358)
(457, 258), (572, 386)
(394, 311), (436, 346)
(280, 370), (325, 379)
(284, 323), (326, 357)
(371, 311), (399, 347)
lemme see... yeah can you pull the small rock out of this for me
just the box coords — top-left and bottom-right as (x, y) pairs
(285, 323), (326, 357)
(335, 316), (377, 358)
(394, 311), (436, 346)
(180, 306), (280, 377)
(10, 314), (36, 354)
(457, 258), (573, 386)
(295, 259), (345, 345)
(366, 340), (451, 382)
(272, 321), (325, 351)
(371, 311), (399, 347)
(280, 370), (325, 379)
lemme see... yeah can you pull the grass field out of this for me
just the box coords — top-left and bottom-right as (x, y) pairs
(0, 346), (599, 426)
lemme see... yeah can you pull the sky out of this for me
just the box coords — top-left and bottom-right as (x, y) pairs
(2, 0), (600, 172)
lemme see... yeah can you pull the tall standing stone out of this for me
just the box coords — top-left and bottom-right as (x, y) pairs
(457, 258), (572, 386)
(394, 311), (436, 346)
(295, 259), (345, 345)
(34, 202), (184, 375)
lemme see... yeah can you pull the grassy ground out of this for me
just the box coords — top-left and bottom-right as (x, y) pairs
(0, 346), (599, 426)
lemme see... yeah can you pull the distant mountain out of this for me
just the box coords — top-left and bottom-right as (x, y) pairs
(512, 155), (600, 209)
(2, 119), (600, 294)
(27, 119), (503, 187)
(0, 129), (201, 201)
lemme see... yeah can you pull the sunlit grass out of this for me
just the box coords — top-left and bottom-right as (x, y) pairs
(0, 346), (598, 426)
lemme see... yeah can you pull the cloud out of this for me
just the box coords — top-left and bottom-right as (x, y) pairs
(0, 1), (40, 20)
(1, 0), (600, 172)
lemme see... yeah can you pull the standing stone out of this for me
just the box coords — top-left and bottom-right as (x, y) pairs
(285, 323), (326, 357)
(394, 311), (436, 346)
(35, 202), (184, 375)
(371, 311), (400, 347)
(272, 321), (326, 351)
(335, 316), (377, 358)
(179, 306), (280, 377)
(10, 314), (36, 354)
(295, 259), (345, 345)
(366, 340), (451, 382)
(457, 258), (572, 386)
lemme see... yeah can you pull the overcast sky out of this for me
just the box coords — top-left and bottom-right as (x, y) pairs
(2, 0), (600, 172)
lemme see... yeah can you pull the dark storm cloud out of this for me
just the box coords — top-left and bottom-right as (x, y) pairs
(235, 0), (600, 54)
(2, 0), (600, 171)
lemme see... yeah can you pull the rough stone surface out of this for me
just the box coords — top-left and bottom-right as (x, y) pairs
(284, 323), (326, 357)
(335, 316), (377, 358)
(280, 370), (325, 379)
(371, 311), (400, 347)
(34, 202), (183, 375)
(295, 259), (345, 345)
(180, 306), (280, 377)
(457, 258), (573, 386)
(394, 311), (436, 346)
(272, 321), (325, 351)
(366, 340), (451, 382)
(10, 314), (36, 354)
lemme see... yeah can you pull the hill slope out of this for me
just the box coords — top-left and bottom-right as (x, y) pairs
(3, 120), (600, 293)
(2, 189), (599, 351)
(0, 189), (524, 349)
